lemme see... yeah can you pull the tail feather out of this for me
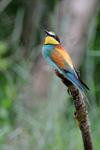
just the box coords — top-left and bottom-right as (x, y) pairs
(78, 79), (89, 91)
(74, 67), (89, 91)
(80, 90), (91, 107)
(66, 72), (88, 92)
(64, 70), (90, 106)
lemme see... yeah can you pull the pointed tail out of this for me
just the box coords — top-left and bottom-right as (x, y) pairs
(66, 72), (89, 92)
(65, 72), (91, 106)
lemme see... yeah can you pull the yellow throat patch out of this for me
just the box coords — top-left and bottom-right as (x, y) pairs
(44, 36), (59, 45)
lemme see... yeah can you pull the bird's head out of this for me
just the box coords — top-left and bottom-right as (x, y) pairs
(44, 30), (60, 45)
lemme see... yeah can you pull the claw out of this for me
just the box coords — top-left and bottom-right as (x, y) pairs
(67, 89), (70, 95)
(52, 68), (58, 74)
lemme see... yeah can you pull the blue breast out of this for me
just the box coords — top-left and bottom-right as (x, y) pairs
(42, 45), (54, 58)
(42, 45), (60, 70)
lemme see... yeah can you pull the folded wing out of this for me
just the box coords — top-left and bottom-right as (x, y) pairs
(50, 47), (89, 91)
(50, 47), (77, 77)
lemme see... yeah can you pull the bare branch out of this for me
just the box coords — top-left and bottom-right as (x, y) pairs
(53, 69), (93, 150)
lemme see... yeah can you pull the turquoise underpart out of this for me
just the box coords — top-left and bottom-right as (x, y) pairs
(42, 45), (61, 72)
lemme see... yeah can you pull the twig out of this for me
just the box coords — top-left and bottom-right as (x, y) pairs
(53, 69), (93, 150)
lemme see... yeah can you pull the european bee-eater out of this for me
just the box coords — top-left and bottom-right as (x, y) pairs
(42, 30), (89, 93)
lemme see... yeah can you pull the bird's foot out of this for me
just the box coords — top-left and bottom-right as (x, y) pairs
(67, 89), (70, 95)
(52, 68), (58, 75)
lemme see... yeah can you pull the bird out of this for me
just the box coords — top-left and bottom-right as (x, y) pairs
(42, 30), (89, 94)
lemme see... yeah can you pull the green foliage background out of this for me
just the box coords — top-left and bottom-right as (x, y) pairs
(0, 0), (100, 150)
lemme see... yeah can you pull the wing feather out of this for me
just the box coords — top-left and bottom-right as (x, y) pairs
(50, 45), (89, 92)
(50, 48), (76, 76)
(54, 44), (74, 69)
(50, 50), (66, 69)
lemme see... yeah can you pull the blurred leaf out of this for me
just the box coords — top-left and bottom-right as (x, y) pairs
(0, 58), (12, 71)
(5, 85), (16, 100)
(0, 126), (11, 138)
(0, 107), (8, 119)
(2, 98), (13, 108)
(0, 42), (7, 55)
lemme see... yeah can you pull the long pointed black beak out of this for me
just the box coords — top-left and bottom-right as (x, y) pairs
(45, 30), (50, 36)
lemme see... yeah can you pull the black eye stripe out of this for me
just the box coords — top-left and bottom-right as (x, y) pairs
(49, 34), (60, 43)
(56, 36), (60, 42)
(50, 34), (55, 38)
(46, 34), (55, 38)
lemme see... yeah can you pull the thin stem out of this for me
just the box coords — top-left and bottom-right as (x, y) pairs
(53, 69), (93, 150)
